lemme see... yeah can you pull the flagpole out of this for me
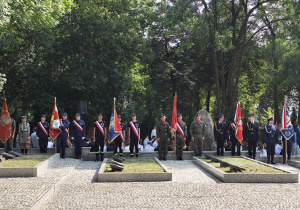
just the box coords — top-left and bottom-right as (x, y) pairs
(284, 95), (288, 164)
(54, 97), (58, 154)
(2, 90), (7, 153)
(173, 92), (177, 161)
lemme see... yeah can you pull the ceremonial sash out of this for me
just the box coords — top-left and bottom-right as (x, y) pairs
(95, 121), (105, 136)
(38, 122), (48, 137)
(120, 132), (124, 141)
(176, 123), (185, 138)
(60, 120), (69, 134)
(129, 121), (139, 138)
(73, 120), (83, 132)
(231, 123), (236, 131)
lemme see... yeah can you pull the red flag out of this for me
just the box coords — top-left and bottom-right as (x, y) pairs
(49, 99), (61, 139)
(0, 98), (11, 143)
(171, 93), (177, 130)
(234, 102), (243, 142)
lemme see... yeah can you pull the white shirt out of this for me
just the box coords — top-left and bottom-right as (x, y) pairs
(143, 138), (150, 148)
(151, 129), (156, 138)
(144, 145), (154, 152)
(47, 142), (54, 148)
(259, 149), (267, 157)
(275, 144), (282, 155)
(152, 140), (158, 149)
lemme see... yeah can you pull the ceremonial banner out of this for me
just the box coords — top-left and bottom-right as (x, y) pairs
(0, 98), (11, 143)
(234, 102), (243, 142)
(280, 102), (294, 140)
(49, 98), (61, 139)
(108, 99), (122, 144)
(171, 93), (177, 133)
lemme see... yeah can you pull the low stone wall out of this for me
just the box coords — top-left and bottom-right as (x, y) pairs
(97, 158), (172, 182)
(288, 160), (300, 169)
(84, 151), (194, 161)
(193, 157), (298, 183)
(0, 154), (59, 178)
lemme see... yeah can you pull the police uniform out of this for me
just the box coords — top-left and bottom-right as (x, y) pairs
(264, 118), (278, 164)
(214, 115), (227, 156)
(6, 118), (16, 152)
(228, 122), (240, 156)
(57, 113), (70, 159)
(36, 115), (50, 153)
(156, 114), (171, 160)
(282, 124), (294, 163)
(114, 118), (125, 156)
(176, 114), (187, 160)
(71, 113), (86, 159)
(190, 113), (206, 156)
(128, 116), (141, 157)
(94, 117), (107, 161)
(297, 124), (300, 146)
(244, 114), (259, 159)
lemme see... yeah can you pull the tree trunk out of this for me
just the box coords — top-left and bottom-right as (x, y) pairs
(206, 90), (211, 112)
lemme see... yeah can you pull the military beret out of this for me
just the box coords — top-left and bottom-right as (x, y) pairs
(218, 114), (224, 118)
(161, 114), (166, 117)
(75, 113), (81, 117)
(195, 113), (201, 117)
(62, 112), (68, 117)
(268, 117), (274, 122)
(21, 116), (27, 119)
(41, 114), (46, 118)
(177, 113), (182, 117)
(249, 114), (254, 117)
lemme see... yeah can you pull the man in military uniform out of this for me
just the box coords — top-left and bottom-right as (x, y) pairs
(128, 114), (141, 158)
(57, 113), (70, 159)
(228, 121), (240, 156)
(264, 117), (278, 164)
(71, 113), (86, 159)
(114, 115), (125, 157)
(282, 124), (294, 164)
(175, 113), (187, 160)
(214, 114), (227, 156)
(93, 113), (107, 161)
(36, 114), (50, 153)
(156, 114), (171, 160)
(190, 113), (206, 156)
(244, 114), (259, 159)
(6, 118), (16, 152)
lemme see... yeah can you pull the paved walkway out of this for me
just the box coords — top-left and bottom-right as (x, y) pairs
(1, 158), (300, 210)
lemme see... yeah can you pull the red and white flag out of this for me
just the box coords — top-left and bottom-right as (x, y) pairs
(171, 93), (177, 132)
(49, 98), (61, 139)
(0, 98), (11, 143)
(234, 102), (243, 142)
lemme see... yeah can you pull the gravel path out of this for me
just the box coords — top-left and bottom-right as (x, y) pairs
(1, 158), (300, 210)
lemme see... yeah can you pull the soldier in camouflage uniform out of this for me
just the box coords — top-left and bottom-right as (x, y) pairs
(176, 113), (187, 160)
(190, 113), (206, 156)
(156, 114), (171, 160)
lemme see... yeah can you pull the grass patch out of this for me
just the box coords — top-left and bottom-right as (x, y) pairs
(201, 157), (285, 174)
(104, 158), (165, 173)
(0, 155), (51, 168)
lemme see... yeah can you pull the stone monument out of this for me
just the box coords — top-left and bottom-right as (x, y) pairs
(198, 110), (216, 151)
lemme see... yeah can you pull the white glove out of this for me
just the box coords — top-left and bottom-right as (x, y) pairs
(71, 137), (74, 140)
(37, 137), (39, 140)
(82, 137), (85, 140)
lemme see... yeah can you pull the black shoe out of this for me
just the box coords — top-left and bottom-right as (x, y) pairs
(74, 157), (78, 159)
(271, 161), (276, 164)
(163, 156), (166, 161)
(159, 156), (163, 160)
(179, 157), (183, 161)
(130, 154), (134, 158)
(177, 156), (179, 160)
(136, 154), (139, 158)
(100, 154), (104, 161)
(267, 161), (270, 164)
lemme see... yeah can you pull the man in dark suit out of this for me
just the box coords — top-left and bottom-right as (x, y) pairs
(264, 117), (278, 164)
(244, 114), (259, 159)
(214, 115), (227, 156)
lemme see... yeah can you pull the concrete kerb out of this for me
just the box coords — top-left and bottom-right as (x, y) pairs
(193, 156), (298, 183)
(97, 158), (172, 182)
(0, 154), (60, 178)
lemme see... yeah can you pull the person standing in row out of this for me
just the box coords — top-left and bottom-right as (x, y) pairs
(93, 113), (106, 161)
(228, 121), (240, 156)
(264, 117), (278, 164)
(114, 115), (125, 157)
(6, 118), (16, 153)
(175, 113), (187, 160)
(156, 114), (171, 160)
(190, 113), (206, 156)
(71, 113), (86, 159)
(58, 112), (70, 159)
(214, 115), (227, 156)
(37, 114), (49, 153)
(128, 114), (141, 158)
(18, 116), (30, 154)
(244, 114), (259, 159)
